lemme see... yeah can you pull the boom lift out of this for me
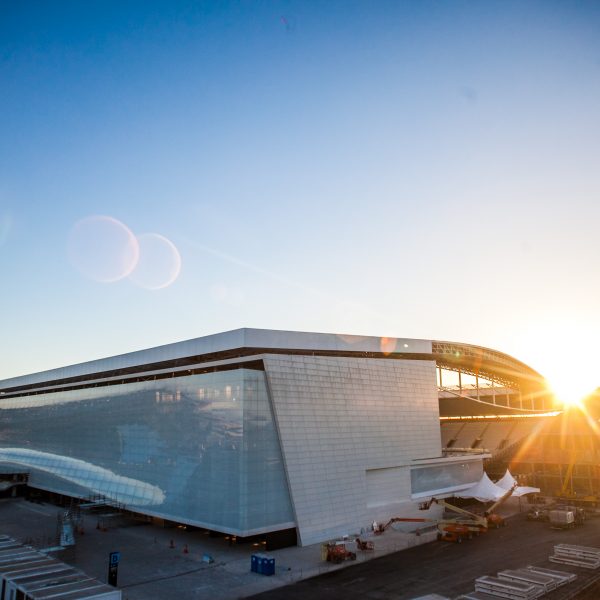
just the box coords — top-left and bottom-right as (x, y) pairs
(418, 483), (517, 531)
(379, 516), (474, 543)
(377, 483), (517, 543)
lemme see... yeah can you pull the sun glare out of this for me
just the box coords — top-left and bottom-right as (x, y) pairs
(513, 318), (599, 410)
(547, 376), (596, 409)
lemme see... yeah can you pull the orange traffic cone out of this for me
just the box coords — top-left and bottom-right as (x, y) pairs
(183, 544), (189, 554)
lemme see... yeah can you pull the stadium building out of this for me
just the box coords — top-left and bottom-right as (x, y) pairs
(0, 329), (552, 546)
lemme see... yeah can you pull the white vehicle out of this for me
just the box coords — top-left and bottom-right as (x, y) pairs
(549, 509), (575, 529)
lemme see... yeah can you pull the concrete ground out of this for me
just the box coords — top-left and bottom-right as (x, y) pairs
(2, 496), (600, 600)
(0, 497), (433, 600)
(249, 506), (600, 600)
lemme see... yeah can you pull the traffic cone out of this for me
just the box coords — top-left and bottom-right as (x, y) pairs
(183, 544), (189, 554)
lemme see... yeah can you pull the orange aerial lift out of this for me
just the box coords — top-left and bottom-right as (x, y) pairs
(322, 543), (357, 563)
(378, 483), (517, 543)
(379, 516), (474, 543)
(418, 484), (516, 531)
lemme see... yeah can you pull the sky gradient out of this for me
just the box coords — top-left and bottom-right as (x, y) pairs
(1, 1), (600, 396)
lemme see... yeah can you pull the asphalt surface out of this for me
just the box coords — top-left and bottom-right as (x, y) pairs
(0, 497), (430, 599)
(248, 513), (600, 600)
(4, 496), (600, 599)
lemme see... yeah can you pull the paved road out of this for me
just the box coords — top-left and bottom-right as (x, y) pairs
(4, 497), (600, 599)
(249, 514), (600, 599)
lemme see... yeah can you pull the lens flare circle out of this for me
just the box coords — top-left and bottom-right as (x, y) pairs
(68, 215), (139, 283)
(128, 233), (182, 290)
(380, 337), (398, 355)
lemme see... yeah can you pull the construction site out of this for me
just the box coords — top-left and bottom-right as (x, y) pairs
(2, 331), (600, 599)
(441, 401), (600, 507)
(3, 468), (600, 600)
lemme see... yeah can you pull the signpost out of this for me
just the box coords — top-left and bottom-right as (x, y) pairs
(108, 551), (120, 587)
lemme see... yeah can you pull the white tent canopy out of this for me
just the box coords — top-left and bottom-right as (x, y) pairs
(457, 472), (508, 502)
(496, 469), (540, 497)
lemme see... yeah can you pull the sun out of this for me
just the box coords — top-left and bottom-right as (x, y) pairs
(546, 375), (596, 409)
(511, 317), (599, 410)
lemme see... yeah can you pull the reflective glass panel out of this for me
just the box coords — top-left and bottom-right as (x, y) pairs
(0, 369), (294, 534)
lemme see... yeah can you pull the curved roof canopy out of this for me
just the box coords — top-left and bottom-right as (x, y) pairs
(432, 340), (546, 396)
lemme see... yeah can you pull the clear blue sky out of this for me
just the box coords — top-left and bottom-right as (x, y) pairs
(1, 1), (600, 392)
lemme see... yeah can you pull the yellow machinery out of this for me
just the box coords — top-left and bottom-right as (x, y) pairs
(556, 448), (599, 506)
(376, 484), (516, 543)
(418, 483), (517, 533)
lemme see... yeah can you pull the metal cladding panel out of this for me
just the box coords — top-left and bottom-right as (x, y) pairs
(243, 329), (431, 355)
(0, 329), (247, 388)
(0, 329), (431, 390)
(264, 354), (441, 546)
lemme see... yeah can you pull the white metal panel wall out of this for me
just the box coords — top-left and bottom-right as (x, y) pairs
(263, 355), (440, 546)
(1, 328), (431, 390)
(365, 467), (411, 508)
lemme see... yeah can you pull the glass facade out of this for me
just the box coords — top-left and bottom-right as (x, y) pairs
(411, 460), (483, 495)
(0, 368), (294, 535)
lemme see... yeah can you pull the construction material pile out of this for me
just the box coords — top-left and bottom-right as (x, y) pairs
(549, 543), (600, 569)
(0, 534), (122, 599)
(524, 566), (576, 586)
(474, 574), (544, 599)
(457, 565), (576, 599)
(495, 569), (557, 594)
